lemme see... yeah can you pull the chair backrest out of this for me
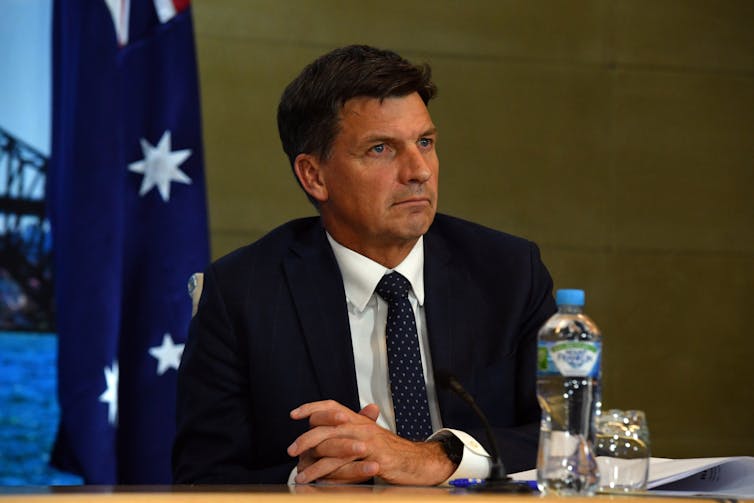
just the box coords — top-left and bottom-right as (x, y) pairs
(187, 272), (204, 317)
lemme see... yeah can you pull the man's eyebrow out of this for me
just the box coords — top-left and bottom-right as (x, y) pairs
(361, 134), (394, 145)
(361, 127), (438, 145)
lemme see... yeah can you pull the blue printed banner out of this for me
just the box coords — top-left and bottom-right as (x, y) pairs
(48, 0), (209, 483)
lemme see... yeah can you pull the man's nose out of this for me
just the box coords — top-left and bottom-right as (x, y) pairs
(400, 146), (432, 184)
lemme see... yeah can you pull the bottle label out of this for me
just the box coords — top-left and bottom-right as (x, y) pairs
(538, 341), (601, 377)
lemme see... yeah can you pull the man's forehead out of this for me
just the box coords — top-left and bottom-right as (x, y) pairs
(340, 95), (387, 116)
(337, 94), (435, 134)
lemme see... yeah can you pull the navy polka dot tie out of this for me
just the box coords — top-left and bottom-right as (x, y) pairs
(375, 272), (433, 441)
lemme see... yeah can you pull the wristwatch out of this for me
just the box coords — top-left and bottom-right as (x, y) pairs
(433, 432), (464, 466)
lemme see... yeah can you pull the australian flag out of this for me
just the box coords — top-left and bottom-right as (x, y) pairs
(48, 0), (209, 483)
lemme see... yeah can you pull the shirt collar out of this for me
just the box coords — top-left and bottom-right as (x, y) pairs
(326, 234), (425, 312)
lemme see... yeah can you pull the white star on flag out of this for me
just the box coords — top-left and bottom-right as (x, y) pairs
(148, 333), (185, 375)
(99, 361), (119, 426)
(128, 130), (192, 202)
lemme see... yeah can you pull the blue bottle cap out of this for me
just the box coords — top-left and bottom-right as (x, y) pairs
(556, 289), (585, 306)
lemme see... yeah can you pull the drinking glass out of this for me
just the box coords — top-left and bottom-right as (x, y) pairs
(594, 409), (650, 492)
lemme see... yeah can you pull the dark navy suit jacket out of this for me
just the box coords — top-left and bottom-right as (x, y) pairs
(172, 214), (556, 483)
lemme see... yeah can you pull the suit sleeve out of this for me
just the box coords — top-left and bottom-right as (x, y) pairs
(506, 240), (555, 472)
(472, 240), (555, 474)
(172, 264), (295, 483)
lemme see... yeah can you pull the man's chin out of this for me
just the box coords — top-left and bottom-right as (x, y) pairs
(399, 209), (436, 238)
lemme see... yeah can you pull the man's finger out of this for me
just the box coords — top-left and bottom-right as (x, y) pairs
(295, 455), (353, 484)
(309, 438), (367, 459)
(295, 450), (316, 472)
(358, 403), (380, 422)
(290, 399), (348, 420)
(314, 460), (380, 485)
(306, 408), (352, 427)
(287, 425), (339, 457)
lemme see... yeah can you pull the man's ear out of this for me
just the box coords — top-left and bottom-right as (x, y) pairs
(294, 154), (328, 203)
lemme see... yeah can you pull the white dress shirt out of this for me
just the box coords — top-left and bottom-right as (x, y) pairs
(325, 233), (491, 484)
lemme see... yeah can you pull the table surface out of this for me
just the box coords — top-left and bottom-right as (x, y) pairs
(0, 485), (748, 503)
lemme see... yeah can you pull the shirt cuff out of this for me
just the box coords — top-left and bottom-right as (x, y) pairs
(428, 428), (492, 485)
(287, 466), (298, 485)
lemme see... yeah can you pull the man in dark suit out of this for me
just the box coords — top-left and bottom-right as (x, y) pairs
(173, 45), (556, 485)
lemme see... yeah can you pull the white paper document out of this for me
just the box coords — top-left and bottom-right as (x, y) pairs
(647, 456), (754, 498)
(511, 456), (754, 498)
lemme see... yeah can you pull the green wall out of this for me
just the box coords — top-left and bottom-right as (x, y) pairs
(192, 0), (754, 458)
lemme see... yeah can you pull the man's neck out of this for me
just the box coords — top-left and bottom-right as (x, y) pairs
(326, 235), (419, 269)
(326, 232), (425, 312)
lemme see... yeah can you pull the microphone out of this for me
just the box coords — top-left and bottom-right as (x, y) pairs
(435, 369), (534, 493)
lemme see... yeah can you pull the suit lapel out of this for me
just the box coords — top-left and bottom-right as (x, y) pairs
(283, 222), (360, 412)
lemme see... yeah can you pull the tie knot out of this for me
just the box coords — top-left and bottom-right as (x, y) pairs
(375, 272), (411, 304)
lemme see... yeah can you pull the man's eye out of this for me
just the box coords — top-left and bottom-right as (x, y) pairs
(418, 138), (433, 148)
(371, 144), (386, 154)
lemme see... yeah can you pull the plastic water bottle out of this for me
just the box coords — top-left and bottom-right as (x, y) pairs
(536, 289), (601, 495)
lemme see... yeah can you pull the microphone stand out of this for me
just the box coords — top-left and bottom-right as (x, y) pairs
(435, 370), (534, 493)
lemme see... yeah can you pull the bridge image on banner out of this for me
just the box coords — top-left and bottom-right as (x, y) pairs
(0, 127), (54, 332)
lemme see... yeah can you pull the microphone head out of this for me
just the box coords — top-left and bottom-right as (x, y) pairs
(435, 369), (469, 399)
